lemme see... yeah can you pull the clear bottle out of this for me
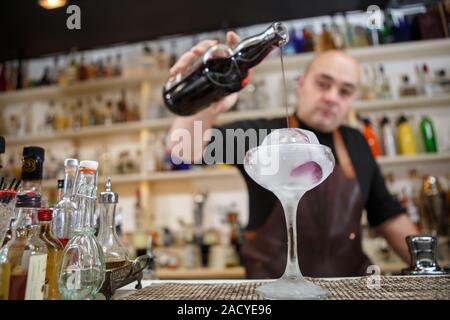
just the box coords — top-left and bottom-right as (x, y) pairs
(58, 160), (105, 300)
(377, 65), (392, 99)
(163, 22), (289, 116)
(4, 193), (47, 300)
(53, 158), (79, 247)
(38, 208), (63, 300)
(97, 178), (129, 270)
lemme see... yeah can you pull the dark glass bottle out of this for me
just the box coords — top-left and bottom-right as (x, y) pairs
(162, 22), (288, 116)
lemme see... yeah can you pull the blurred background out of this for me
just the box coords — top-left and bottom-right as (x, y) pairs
(1, 0), (449, 279)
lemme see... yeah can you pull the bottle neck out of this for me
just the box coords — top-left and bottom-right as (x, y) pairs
(74, 171), (98, 231)
(233, 23), (288, 72)
(99, 203), (118, 237)
(63, 168), (77, 198)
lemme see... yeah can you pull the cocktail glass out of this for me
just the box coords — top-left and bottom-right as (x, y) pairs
(244, 128), (335, 299)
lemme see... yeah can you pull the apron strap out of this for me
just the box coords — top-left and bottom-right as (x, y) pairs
(288, 114), (356, 179)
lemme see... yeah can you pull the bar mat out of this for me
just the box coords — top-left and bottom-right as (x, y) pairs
(120, 275), (450, 300)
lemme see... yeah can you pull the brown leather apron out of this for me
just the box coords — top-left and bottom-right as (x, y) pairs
(241, 115), (372, 278)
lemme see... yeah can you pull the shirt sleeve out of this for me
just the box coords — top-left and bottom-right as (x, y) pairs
(364, 146), (406, 228)
(203, 118), (272, 165)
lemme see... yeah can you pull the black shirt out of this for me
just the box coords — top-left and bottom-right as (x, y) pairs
(205, 114), (405, 230)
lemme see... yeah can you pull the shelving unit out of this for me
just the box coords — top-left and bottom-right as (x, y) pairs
(5, 93), (450, 145)
(253, 38), (450, 75)
(2, 40), (449, 276)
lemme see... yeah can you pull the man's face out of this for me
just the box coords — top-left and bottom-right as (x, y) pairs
(296, 52), (359, 132)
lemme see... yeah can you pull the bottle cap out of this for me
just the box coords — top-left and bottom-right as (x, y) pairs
(57, 179), (64, 189)
(23, 146), (45, 160)
(64, 158), (79, 167)
(79, 160), (98, 171)
(99, 177), (118, 204)
(397, 115), (408, 125)
(380, 116), (390, 126)
(38, 208), (53, 221)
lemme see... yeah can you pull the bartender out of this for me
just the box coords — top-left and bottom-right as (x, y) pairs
(166, 32), (419, 278)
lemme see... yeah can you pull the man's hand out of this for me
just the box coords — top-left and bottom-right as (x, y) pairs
(376, 213), (419, 264)
(169, 32), (241, 115)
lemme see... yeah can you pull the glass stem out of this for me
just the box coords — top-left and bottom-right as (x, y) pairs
(279, 193), (304, 281)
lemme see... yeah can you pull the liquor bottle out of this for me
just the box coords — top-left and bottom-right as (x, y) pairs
(376, 65), (392, 99)
(53, 159), (78, 247)
(117, 89), (128, 123)
(58, 161), (105, 300)
(302, 26), (315, 52)
(48, 56), (60, 85)
(399, 74), (418, 97)
(156, 47), (170, 71)
(419, 115), (438, 153)
(0, 63), (6, 92)
(380, 116), (397, 157)
(5, 193), (47, 300)
(113, 53), (123, 77)
(66, 55), (78, 85)
(163, 22), (289, 116)
(78, 55), (89, 82)
(397, 115), (417, 155)
(319, 24), (336, 52)
(19, 146), (47, 207)
(361, 117), (381, 157)
(38, 208), (63, 300)
(380, 11), (395, 44)
(97, 178), (129, 270)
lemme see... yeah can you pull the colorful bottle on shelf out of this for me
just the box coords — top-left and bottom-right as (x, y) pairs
(38, 208), (63, 300)
(419, 115), (438, 153)
(380, 116), (397, 157)
(362, 118), (381, 157)
(397, 115), (417, 155)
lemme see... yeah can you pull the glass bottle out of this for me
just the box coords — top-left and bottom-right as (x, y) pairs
(38, 208), (63, 300)
(419, 115), (438, 153)
(376, 65), (392, 99)
(97, 178), (129, 270)
(380, 116), (397, 157)
(4, 193), (47, 300)
(58, 160), (105, 300)
(53, 158), (79, 247)
(397, 115), (417, 155)
(361, 117), (381, 157)
(19, 146), (48, 208)
(163, 22), (289, 116)
(399, 74), (418, 97)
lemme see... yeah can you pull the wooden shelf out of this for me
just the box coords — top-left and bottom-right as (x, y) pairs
(377, 152), (450, 166)
(253, 38), (450, 75)
(5, 93), (450, 145)
(353, 94), (450, 112)
(41, 167), (240, 188)
(1, 39), (448, 107)
(0, 74), (167, 106)
(155, 266), (245, 279)
(40, 152), (449, 188)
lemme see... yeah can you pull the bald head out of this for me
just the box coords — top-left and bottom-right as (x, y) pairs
(304, 50), (360, 83)
(296, 50), (360, 133)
